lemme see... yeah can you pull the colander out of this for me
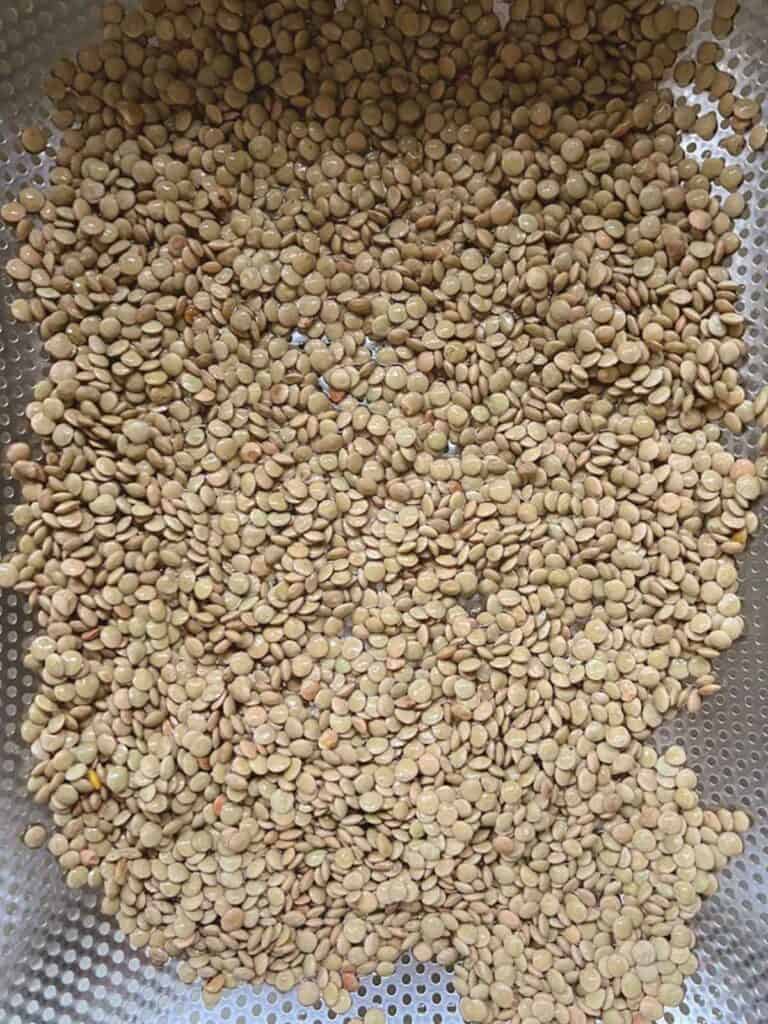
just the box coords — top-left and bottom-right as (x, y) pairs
(0, 2), (767, 1023)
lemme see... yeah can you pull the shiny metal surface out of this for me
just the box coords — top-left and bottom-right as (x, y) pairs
(0, 2), (767, 1023)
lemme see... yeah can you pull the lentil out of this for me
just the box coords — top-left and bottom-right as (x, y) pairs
(0, 1), (760, 1022)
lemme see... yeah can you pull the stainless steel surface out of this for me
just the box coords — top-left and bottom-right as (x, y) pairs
(0, 2), (767, 1023)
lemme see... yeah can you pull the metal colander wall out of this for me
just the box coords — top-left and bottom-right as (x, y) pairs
(0, 2), (767, 1024)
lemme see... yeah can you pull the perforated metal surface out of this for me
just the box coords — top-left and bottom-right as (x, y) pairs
(0, 2), (767, 1024)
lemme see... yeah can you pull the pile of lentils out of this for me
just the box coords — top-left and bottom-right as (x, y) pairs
(3, 0), (767, 1021)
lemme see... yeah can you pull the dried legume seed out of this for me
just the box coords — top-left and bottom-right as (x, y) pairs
(21, 125), (48, 154)
(0, 1), (759, 1021)
(22, 824), (47, 849)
